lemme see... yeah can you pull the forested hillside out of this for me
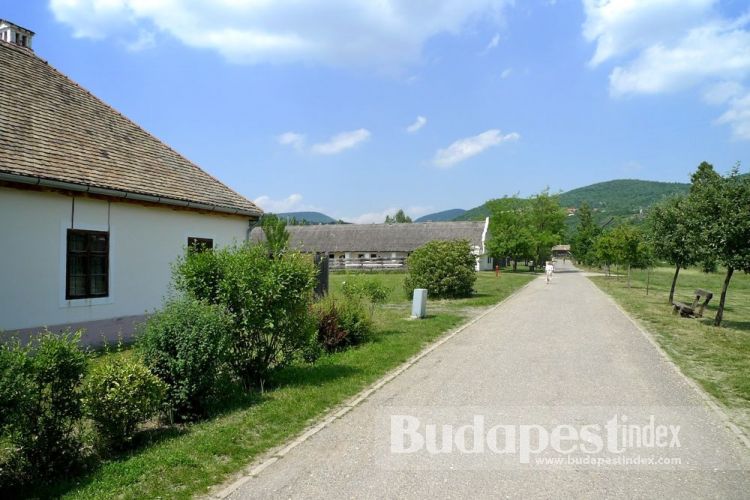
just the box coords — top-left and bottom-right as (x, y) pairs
(456, 179), (692, 227)
(416, 208), (467, 222)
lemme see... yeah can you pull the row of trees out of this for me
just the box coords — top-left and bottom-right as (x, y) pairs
(650, 162), (750, 326)
(571, 162), (750, 327)
(485, 189), (566, 269)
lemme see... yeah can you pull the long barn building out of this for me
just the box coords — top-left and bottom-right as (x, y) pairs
(251, 218), (493, 271)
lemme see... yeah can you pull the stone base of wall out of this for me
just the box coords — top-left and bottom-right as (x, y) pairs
(2, 314), (148, 347)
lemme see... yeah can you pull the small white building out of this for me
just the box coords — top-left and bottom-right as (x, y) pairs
(0, 23), (262, 344)
(251, 218), (494, 271)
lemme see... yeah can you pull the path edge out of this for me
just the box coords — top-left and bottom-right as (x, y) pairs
(205, 278), (535, 499)
(583, 275), (750, 451)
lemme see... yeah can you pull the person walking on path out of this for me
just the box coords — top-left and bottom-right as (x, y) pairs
(545, 260), (554, 284)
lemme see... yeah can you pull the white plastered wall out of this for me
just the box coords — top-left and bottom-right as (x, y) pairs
(0, 186), (249, 331)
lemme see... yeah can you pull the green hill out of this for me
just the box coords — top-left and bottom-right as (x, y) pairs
(454, 205), (491, 221)
(276, 211), (337, 224)
(415, 208), (466, 222)
(558, 179), (689, 215)
(455, 179), (691, 224)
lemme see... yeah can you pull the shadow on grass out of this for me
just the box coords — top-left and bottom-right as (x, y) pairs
(269, 360), (361, 389)
(19, 424), (189, 499)
(703, 319), (750, 333)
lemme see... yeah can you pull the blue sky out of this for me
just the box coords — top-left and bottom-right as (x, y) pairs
(4, 1), (750, 222)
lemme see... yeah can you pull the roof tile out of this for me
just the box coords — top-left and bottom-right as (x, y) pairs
(0, 42), (261, 216)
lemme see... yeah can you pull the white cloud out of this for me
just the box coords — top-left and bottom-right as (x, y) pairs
(484, 33), (500, 51)
(50, 0), (512, 69)
(608, 19), (750, 97)
(582, 0), (750, 140)
(124, 29), (156, 51)
(582, 0), (716, 67)
(311, 128), (371, 155)
(433, 129), (519, 168)
(703, 81), (744, 105)
(716, 90), (750, 140)
(500, 67), (512, 79)
(277, 131), (306, 150)
(406, 116), (427, 133)
(253, 193), (312, 213)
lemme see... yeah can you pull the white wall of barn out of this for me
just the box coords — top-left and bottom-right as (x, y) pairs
(0, 186), (249, 332)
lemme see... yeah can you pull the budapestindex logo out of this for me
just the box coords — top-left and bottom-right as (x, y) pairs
(390, 414), (681, 464)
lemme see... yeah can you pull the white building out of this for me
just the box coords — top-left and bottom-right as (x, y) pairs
(251, 218), (494, 271)
(0, 23), (262, 344)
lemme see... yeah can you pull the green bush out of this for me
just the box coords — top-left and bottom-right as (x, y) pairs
(341, 277), (390, 306)
(138, 298), (233, 422)
(0, 341), (35, 488)
(174, 244), (317, 387)
(404, 240), (477, 299)
(0, 341), (34, 433)
(83, 356), (166, 449)
(0, 332), (87, 487)
(313, 295), (373, 351)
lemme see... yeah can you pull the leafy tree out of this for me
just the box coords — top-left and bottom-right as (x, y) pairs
(646, 195), (696, 303)
(593, 231), (618, 276)
(688, 162), (750, 326)
(610, 224), (652, 287)
(385, 209), (412, 223)
(528, 189), (566, 266)
(571, 202), (601, 265)
(486, 196), (534, 271)
(261, 214), (290, 256)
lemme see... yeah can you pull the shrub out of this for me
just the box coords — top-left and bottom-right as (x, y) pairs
(174, 244), (318, 387)
(341, 277), (390, 312)
(404, 240), (477, 299)
(83, 355), (166, 449)
(0, 332), (87, 486)
(138, 298), (233, 422)
(313, 294), (373, 351)
(0, 341), (34, 433)
(0, 341), (35, 488)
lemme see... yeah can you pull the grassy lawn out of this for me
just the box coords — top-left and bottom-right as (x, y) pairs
(37, 271), (532, 499)
(588, 266), (750, 434)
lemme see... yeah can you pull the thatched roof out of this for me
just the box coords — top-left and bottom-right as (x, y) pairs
(250, 221), (487, 253)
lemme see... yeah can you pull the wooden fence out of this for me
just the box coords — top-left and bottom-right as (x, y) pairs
(328, 257), (407, 271)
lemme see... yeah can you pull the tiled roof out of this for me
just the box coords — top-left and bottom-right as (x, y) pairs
(0, 41), (261, 216)
(250, 221), (488, 253)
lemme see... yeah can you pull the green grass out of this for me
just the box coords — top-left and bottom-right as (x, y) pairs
(588, 266), (750, 434)
(34, 271), (532, 499)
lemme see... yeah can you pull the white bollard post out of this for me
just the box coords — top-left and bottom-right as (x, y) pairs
(411, 288), (427, 319)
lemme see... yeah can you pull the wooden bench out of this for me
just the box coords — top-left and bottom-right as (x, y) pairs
(672, 289), (714, 318)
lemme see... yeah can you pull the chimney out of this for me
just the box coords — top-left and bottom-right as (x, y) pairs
(0, 19), (34, 50)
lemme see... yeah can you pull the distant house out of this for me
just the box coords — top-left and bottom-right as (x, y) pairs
(251, 219), (493, 271)
(0, 22), (262, 344)
(551, 244), (571, 258)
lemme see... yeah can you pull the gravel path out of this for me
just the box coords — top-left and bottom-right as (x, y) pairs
(226, 262), (750, 499)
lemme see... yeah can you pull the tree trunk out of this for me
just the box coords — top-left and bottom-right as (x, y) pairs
(513, 260), (517, 272)
(714, 267), (734, 327)
(627, 265), (631, 288)
(669, 265), (680, 304)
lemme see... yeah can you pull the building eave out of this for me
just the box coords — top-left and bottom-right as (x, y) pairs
(0, 171), (262, 218)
